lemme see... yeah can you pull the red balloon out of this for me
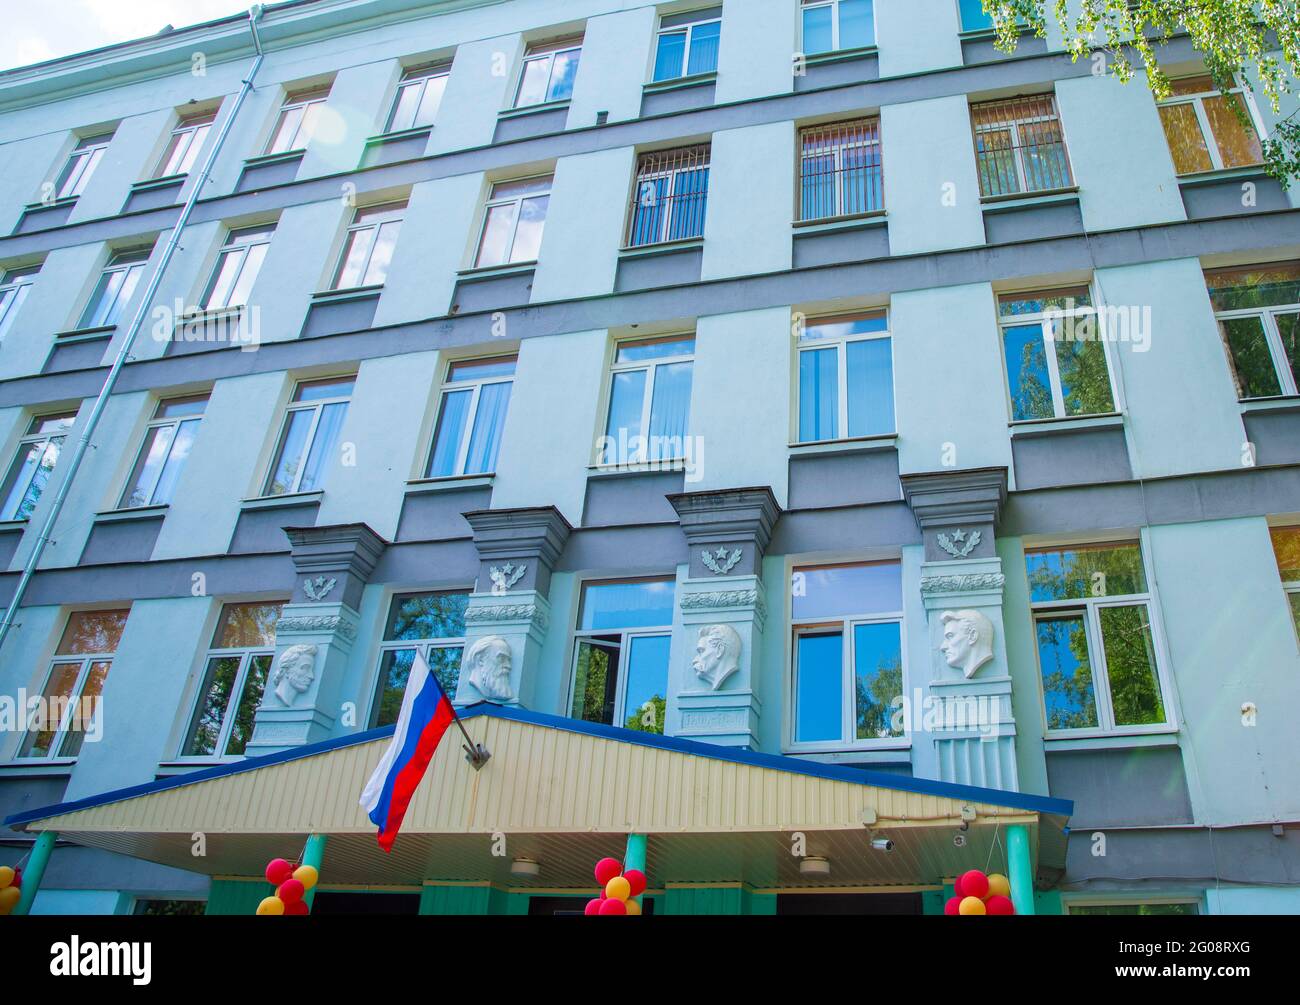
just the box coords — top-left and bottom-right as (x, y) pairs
(277, 879), (305, 904)
(959, 870), (989, 901)
(986, 895), (1015, 915)
(594, 857), (622, 886)
(598, 897), (627, 915)
(11, 868), (20, 890)
(584, 898), (603, 915)
(623, 869), (647, 898)
(944, 896), (962, 915)
(265, 858), (294, 886)
(285, 899), (310, 916)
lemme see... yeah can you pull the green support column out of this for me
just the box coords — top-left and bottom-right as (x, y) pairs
(14, 830), (58, 916)
(1007, 824), (1035, 916)
(301, 833), (327, 909)
(625, 833), (647, 908)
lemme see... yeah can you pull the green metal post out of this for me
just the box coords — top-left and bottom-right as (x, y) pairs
(1007, 824), (1035, 916)
(625, 833), (647, 907)
(14, 830), (58, 916)
(301, 833), (328, 909)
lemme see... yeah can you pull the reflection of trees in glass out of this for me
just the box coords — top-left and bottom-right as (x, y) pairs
(1219, 317), (1281, 398)
(1026, 544), (1145, 602)
(134, 899), (207, 916)
(1036, 616), (1097, 730)
(625, 694), (666, 734)
(1100, 606), (1163, 726)
(58, 610), (129, 655)
(1013, 337), (1052, 419)
(1056, 335), (1114, 415)
(1270, 528), (1300, 581)
(386, 592), (468, 641)
(217, 602), (281, 648)
(572, 643), (615, 724)
(855, 657), (902, 739)
(1070, 902), (1197, 916)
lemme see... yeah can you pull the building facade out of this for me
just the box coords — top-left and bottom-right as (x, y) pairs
(1, 0), (1298, 916)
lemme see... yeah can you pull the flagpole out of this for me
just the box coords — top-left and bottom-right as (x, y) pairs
(446, 698), (490, 770)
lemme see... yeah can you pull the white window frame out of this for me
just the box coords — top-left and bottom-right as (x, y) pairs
(0, 266), (39, 344)
(156, 111), (216, 178)
(473, 175), (552, 268)
(426, 356), (517, 478)
(1157, 77), (1264, 174)
(598, 335), (695, 465)
(800, 0), (875, 53)
(370, 590), (470, 727)
(202, 225), (275, 310)
(797, 118), (884, 222)
(997, 285), (1119, 422)
(514, 40), (582, 108)
(653, 15), (722, 81)
(265, 87), (330, 155)
(796, 311), (895, 443)
(118, 395), (208, 509)
(971, 95), (1074, 198)
(0, 412), (76, 522)
(178, 603), (282, 760)
(567, 577), (674, 730)
(331, 202), (405, 291)
(78, 249), (150, 329)
(786, 562), (907, 753)
(386, 64), (450, 133)
(1210, 277), (1300, 400)
(1064, 897), (1201, 916)
(1028, 539), (1176, 739)
(55, 133), (112, 200)
(263, 377), (354, 497)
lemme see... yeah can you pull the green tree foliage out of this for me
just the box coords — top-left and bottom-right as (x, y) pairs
(983, 1), (1300, 183)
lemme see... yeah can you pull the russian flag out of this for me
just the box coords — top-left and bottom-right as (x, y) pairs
(359, 650), (456, 852)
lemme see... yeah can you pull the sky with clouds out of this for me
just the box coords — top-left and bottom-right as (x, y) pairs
(0, 0), (253, 72)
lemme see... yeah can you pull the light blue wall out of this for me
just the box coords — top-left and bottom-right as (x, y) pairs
(532, 147), (633, 301)
(567, 8), (656, 128)
(716, 0), (796, 104)
(1206, 886), (1300, 915)
(30, 889), (127, 915)
(703, 122), (795, 280)
(877, 0), (963, 76)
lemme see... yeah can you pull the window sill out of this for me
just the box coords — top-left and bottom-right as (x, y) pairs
(587, 460), (688, 478)
(364, 125), (432, 147)
(619, 236), (704, 257)
(643, 71), (717, 93)
(784, 742), (911, 762)
(801, 45), (879, 67)
(957, 25), (1037, 41)
(1009, 412), (1123, 437)
(1176, 164), (1269, 186)
(157, 758), (240, 774)
(980, 187), (1079, 209)
(1239, 395), (1300, 414)
(244, 149), (306, 169)
(456, 261), (537, 280)
(1043, 729), (1179, 752)
(405, 474), (495, 494)
(310, 285), (383, 305)
(0, 518), (28, 532)
(240, 490), (324, 511)
(498, 99), (571, 120)
(788, 434), (897, 454)
(94, 504), (169, 524)
(22, 196), (78, 212)
(53, 324), (116, 343)
(792, 211), (887, 234)
(1, 759), (77, 777)
(132, 174), (186, 192)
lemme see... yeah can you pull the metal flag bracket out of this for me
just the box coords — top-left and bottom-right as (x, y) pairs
(463, 742), (491, 770)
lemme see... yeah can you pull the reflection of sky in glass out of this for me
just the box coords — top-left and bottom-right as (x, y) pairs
(622, 634), (670, 727)
(793, 563), (901, 619)
(800, 313), (887, 342)
(580, 580), (674, 630)
(1003, 323), (1051, 420)
(384, 592), (469, 640)
(1035, 614), (1098, 729)
(796, 631), (841, 742)
(1025, 544), (1146, 601)
(854, 621), (902, 739)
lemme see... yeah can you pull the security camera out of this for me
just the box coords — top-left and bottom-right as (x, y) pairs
(871, 837), (894, 852)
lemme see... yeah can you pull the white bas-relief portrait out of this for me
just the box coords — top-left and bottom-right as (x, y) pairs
(692, 623), (742, 691)
(938, 609), (995, 679)
(272, 644), (318, 706)
(463, 635), (515, 702)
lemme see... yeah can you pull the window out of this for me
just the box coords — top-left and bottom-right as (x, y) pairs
(0, 412), (76, 522)
(156, 110), (215, 177)
(78, 249), (150, 329)
(202, 225), (274, 310)
(799, 119), (883, 221)
(1270, 527), (1300, 639)
(0, 265), (39, 344)
(569, 579), (674, 732)
(19, 610), (128, 759)
(332, 202), (405, 290)
(1157, 75), (1263, 175)
(1206, 264), (1300, 400)
(1027, 542), (1169, 734)
(1067, 902), (1198, 916)
(797, 312), (894, 442)
(600, 336), (694, 465)
(801, 0), (875, 54)
(133, 899), (206, 916)
(972, 95), (1073, 197)
(426, 357), (516, 477)
(372, 592), (469, 727)
(626, 145), (710, 248)
(264, 377), (354, 496)
(265, 86), (330, 155)
(958, 0), (993, 31)
(515, 39), (582, 107)
(652, 9), (721, 82)
(387, 64), (450, 132)
(474, 177), (551, 268)
(54, 133), (113, 200)
(181, 602), (282, 758)
(119, 395), (208, 509)
(999, 287), (1115, 421)
(790, 562), (904, 749)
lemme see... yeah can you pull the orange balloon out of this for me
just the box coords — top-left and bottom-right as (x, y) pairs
(604, 876), (631, 902)
(0, 885), (20, 914)
(292, 864), (319, 891)
(0, 866), (13, 889)
(958, 895), (986, 915)
(256, 895), (285, 916)
(986, 873), (1011, 899)
(625, 897), (642, 916)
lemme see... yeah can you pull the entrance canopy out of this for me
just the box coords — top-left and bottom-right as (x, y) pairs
(6, 705), (1072, 891)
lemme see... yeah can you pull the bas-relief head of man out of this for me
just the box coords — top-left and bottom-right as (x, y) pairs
(938, 609), (995, 679)
(464, 635), (514, 702)
(692, 623), (742, 691)
(273, 643), (318, 706)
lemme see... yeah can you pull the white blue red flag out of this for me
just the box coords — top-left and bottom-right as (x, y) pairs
(359, 650), (456, 851)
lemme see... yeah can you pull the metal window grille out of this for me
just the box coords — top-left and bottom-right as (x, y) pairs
(971, 95), (1073, 197)
(626, 144), (711, 248)
(799, 118), (883, 221)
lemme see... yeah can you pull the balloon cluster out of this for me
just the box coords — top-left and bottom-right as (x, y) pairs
(256, 858), (319, 916)
(0, 866), (22, 916)
(945, 869), (1015, 916)
(584, 857), (647, 916)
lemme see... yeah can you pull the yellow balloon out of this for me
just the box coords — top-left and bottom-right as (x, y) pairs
(958, 895), (986, 915)
(256, 895), (285, 916)
(604, 876), (631, 902)
(292, 864), (319, 891)
(0, 866), (13, 889)
(625, 898), (642, 916)
(0, 885), (22, 913)
(986, 873), (1011, 899)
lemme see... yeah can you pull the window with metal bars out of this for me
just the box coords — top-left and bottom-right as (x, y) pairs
(799, 119), (883, 221)
(971, 95), (1073, 198)
(625, 145), (710, 248)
